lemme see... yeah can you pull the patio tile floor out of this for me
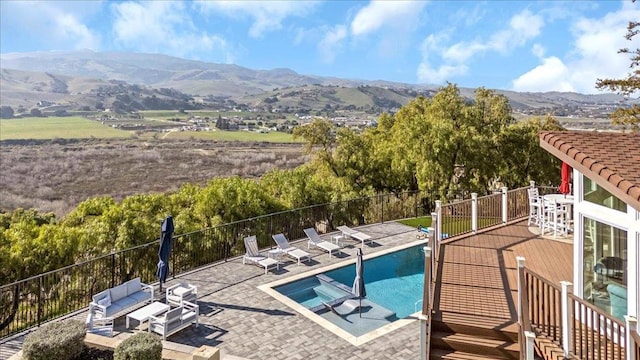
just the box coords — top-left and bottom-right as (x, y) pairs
(0, 222), (422, 360)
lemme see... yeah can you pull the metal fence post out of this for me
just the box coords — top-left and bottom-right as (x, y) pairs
(381, 194), (384, 223)
(501, 186), (508, 224)
(414, 191), (418, 218)
(561, 281), (573, 358)
(37, 276), (43, 326)
(471, 193), (478, 233)
(110, 252), (116, 288)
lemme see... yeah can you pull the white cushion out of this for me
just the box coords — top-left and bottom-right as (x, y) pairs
(97, 294), (111, 307)
(126, 278), (142, 295)
(92, 290), (109, 304)
(109, 284), (127, 301)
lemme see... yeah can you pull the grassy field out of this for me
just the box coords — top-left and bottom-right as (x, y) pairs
(398, 217), (432, 228)
(158, 129), (299, 142)
(0, 117), (130, 140)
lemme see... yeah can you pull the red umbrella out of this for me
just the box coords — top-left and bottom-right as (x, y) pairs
(559, 162), (572, 195)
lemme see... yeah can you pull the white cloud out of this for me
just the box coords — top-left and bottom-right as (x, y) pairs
(531, 44), (546, 58)
(0, 1), (101, 50)
(512, 2), (640, 93)
(196, 1), (318, 38)
(350, 1), (427, 36)
(417, 32), (469, 83)
(418, 9), (544, 84)
(512, 57), (574, 92)
(318, 25), (347, 63)
(111, 1), (234, 62)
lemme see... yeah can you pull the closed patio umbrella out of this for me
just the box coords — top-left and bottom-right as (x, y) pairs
(157, 215), (174, 291)
(559, 162), (572, 195)
(352, 248), (366, 317)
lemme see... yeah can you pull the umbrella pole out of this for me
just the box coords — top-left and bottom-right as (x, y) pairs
(359, 298), (362, 317)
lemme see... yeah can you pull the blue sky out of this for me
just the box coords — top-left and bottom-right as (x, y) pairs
(1, 1), (638, 94)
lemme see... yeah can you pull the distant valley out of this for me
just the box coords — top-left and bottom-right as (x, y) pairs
(0, 50), (632, 126)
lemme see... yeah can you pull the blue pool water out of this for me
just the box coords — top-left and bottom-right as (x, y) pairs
(275, 244), (424, 319)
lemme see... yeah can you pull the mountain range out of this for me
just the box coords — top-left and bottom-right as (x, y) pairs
(0, 50), (630, 114)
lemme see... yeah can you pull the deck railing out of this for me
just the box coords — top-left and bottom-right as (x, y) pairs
(437, 185), (531, 239)
(0, 190), (440, 340)
(517, 258), (638, 360)
(424, 185), (534, 358)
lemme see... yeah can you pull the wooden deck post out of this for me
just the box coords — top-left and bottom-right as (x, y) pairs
(626, 316), (638, 360)
(501, 186), (508, 224)
(561, 281), (573, 358)
(516, 256), (526, 323)
(524, 331), (536, 360)
(471, 193), (478, 233)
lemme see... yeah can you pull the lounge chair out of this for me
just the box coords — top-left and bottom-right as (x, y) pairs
(336, 225), (373, 246)
(243, 236), (280, 274)
(322, 299), (363, 316)
(272, 233), (311, 265)
(303, 228), (341, 258)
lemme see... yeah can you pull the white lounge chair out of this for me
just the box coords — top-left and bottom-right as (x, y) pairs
(303, 228), (341, 258)
(243, 236), (280, 274)
(336, 225), (373, 246)
(148, 301), (198, 340)
(272, 233), (311, 265)
(322, 299), (363, 316)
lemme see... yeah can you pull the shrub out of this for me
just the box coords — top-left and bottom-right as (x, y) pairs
(114, 332), (162, 360)
(22, 318), (86, 360)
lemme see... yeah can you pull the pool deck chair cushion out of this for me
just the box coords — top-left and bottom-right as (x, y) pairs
(272, 233), (311, 265)
(337, 226), (373, 246)
(243, 236), (279, 274)
(303, 228), (341, 258)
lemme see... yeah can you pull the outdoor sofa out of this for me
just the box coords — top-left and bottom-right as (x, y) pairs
(90, 277), (154, 319)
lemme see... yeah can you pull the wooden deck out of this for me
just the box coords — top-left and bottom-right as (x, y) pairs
(431, 220), (573, 358)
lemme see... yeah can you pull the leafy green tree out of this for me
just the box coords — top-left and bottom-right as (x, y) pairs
(496, 115), (565, 188)
(193, 177), (283, 227)
(260, 166), (334, 208)
(596, 17), (640, 131)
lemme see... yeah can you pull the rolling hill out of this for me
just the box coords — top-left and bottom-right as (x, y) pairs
(0, 50), (632, 116)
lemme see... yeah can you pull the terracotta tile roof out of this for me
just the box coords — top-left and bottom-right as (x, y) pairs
(540, 131), (640, 212)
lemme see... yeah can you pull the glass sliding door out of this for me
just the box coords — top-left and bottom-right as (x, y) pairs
(582, 217), (627, 320)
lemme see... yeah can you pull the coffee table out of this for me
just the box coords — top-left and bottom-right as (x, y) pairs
(126, 301), (170, 329)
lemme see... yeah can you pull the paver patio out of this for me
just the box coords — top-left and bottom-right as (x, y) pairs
(0, 222), (423, 360)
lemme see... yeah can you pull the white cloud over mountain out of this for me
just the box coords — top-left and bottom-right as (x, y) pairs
(196, 0), (318, 38)
(512, 2), (640, 94)
(111, 1), (234, 62)
(418, 9), (545, 84)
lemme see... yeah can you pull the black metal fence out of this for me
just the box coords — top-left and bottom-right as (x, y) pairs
(0, 190), (439, 340)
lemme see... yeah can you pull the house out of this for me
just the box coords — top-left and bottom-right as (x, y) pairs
(540, 131), (639, 325)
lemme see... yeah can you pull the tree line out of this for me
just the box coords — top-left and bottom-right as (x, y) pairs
(0, 84), (565, 285)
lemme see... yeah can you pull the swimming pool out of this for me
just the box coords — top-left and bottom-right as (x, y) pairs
(274, 244), (425, 319)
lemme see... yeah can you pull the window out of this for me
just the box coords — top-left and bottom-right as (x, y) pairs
(582, 218), (627, 320)
(582, 175), (626, 212)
